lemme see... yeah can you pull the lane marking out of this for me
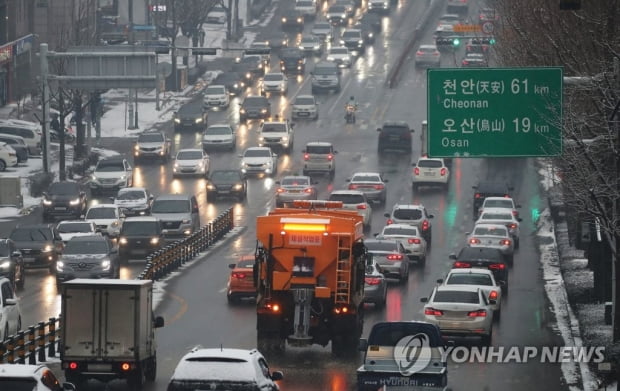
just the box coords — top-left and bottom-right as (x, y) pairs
(164, 290), (189, 325)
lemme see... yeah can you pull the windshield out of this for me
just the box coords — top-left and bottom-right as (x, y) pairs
(138, 133), (163, 143)
(0, 379), (38, 391)
(393, 209), (422, 220)
(306, 145), (331, 154)
(86, 208), (117, 219)
(177, 150), (204, 160)
(433, 290), (480, 304)
(382, 227), (420, 236)
(473, 226), (508, 236)
(64, 240), (109, 255)
(281, 177), (310, 186)
(10, 227), (53, 241)
(418, 160), (443, 168)
(352, 174), (381, 182)
(295, 97), (316, 106)
(205, 86), (225, 95)
(330, 5), (346, 12)
(96, 161), (124, 172)
(57, 222), (94, 233)
(261, 123), (287, 133)
(244, 149), (270, 158)
(264, 74), (283, 81)
(447, 274), (493, 286)
(297, 0), (313, 5)
(49, 182), (79, 195)
(301, 37), (317, 44)
(117, 190), (146, 200)
(313, 66), (337, 75)
(314, 23), (330, 30)
(205, 126), (231, 135)
(366, 242), (398, 252)
(0, 242), (9, 257)
(122, 221), (159, 236)
(330, 48), (348, 55)
(484, 199), (513, 208)
(152, 200), (190, 213)
(342, 31), (360, 39)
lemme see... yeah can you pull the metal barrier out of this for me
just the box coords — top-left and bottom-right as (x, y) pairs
(0, 317), (60, 364)
(138, 207), (234, 281)
(0, 207), (234, 365)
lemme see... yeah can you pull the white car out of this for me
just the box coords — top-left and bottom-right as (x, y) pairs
(202, 124), (236, 151)
(261, 72), (288, 95)
(421, 285), (495, 345)
(295, 0), (317, 18)
(258, 120), (294, 153)
(203, 84), (230, 109)
(328, 190), (372, 229)
(0, 142), (18, 171)
(326, 47), (352, 68)
(299, 35), (322, 56)
(113, 187), (153, 216)
(438, 268), (502, 318)
(415, 44), (441, 67)
(84, 204), (124, 238)
(475, 207), (522, 247)
(0, 364), (76, 390)
(0, 277), (21, 341)
(311, 22), (334, 42)
(467, 223), (515, 264)
(239, 147), (278, 177)
(206, 6), (227, 24)
(291, 95), (319, 120)
(56, 220), (98, 242)
(411, 157), (450, 190)
(375, 223), (428, 265)
(173, 149), (211, 178)
(478, 196), (521, 219)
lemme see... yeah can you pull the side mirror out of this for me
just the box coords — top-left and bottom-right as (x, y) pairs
(291, 123), (296, 128)
(11, 250), (21, 258)
(465, 232), (471, 235)
(313, 181), (319, 185)
(383, 213), (390, 218)
(5, 298), (17, 306)
(80, 191), (86, 197)
(472, 186), (478, 190)
(376, 128), (382, 132)
(420, 297), (428, 303)
(154, 316), (165, 328)
(383, 179), (389, 183)
(428, 214), (434, 219)
(373, 233), (379, 237)
(449, 254), (457, 260)
(333, 150), (338, 154)
(228, 263), (236, 269)
(358, 338), (368, 351)
(411, 128), (415, 133)
(436, 279), (443, 284)
(62, 383), (77, 391)
(411, 162), (416, 167)
(271, 371), (284, 381)
(517, 218), (523, 222)
(149, 194), (154, 200)
(110, 247), (119, 254)
(109, 197), (115, 202)
(275, 181), (281, 185)
(302, 150), (306, 153)
(516, 204), (522, 208)
(346, 178), (351, 182)
(42, 192), (48, 197)
(120, 213), (126, 219)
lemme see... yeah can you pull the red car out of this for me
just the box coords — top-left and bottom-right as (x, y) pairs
(227, 255), (256, 304)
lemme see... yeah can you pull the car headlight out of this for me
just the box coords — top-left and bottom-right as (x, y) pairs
(182, 219), (191, 224)
(56, 261), (64, 272)
(0, 261), (10, 269)
(368, 32), (374, 38)
(358, 39), (364, 45)
(206, 184), (215, 190)
(313, 45), (320, 50)
(101, 260), (111, 271)
(297, 17), (303, 23)
(282, 17), (287, 23)
(119, 237), (128, 245)
(120, 175), (126, 181)
(259, 136), (264, 141)
(43, 199), (52, 206)
(245, 72), (252, 79)
(195, 117), (203, 123)
(134, 144), (139, 151)
(234, 183), (243, 190)
(240, 108), (246, 114)
(340, 39), (345, 45)
(282, 136), (288, 141)
(150, 237), (159, 245)
(111, 221), (119, 228)
(260, 108), (267, 113)
(174, 118), (181, 123)
(327, 56), (334, 61)
(42, 245), (54, 253)
(91, 174), (97, 181)
(69, 198), (81, 205)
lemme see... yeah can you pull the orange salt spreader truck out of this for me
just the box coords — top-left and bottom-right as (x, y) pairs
(254, 200), (368, 355)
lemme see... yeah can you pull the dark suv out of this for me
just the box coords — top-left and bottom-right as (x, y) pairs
(279, 48), (306, 74)
(472, 181), (514, 219)
(55, 235), (120, 286)
(9, 224), (63, 272)
(0, 239), (25, 290)
(118, 217), (164, 262)
(449, 247), (508, 292)
(41, 181), (88, 221)
(377, 121), (414, 153)
(239, 96), (271, 123)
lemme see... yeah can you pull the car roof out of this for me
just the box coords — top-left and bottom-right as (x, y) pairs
(419, 44), (438, 50)
(392, 203), (424, 210)
(417, 156), (444, 163)
(57, 220), (93, 225)
(480, 208), (515, 215)
(14, 224), (54, 230)
(352, 171), (382, 176)
(118, 187), (147, 193)
(177, 148), (204, 154)
(99, 155), (126, 162)
(365, 238), (399, 245)
(473, 222), (509, 229)
(68, 235), (108, 242)
(245, 146), (272, 152)
(381, 120), (410, 128)
(88, 203), (117, 209)
(483, 196), (514, 202)
(382, 224), (420, 231)
(181, 348), (260, 365)
(305, 141), (332, 147)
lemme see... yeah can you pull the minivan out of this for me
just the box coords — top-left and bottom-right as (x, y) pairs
(150, 194), (200, 241)
(311, 61), (341, 94)
(0, 119), (42, 155)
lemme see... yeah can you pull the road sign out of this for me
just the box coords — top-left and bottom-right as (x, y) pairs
(482, 21), (495, 34)
(453, 24), (482, 33)
(427, 67), (563, 158)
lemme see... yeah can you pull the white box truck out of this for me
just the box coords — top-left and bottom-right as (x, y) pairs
(60, 279), (164, 389)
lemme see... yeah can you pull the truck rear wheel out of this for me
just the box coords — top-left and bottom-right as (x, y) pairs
(127, 367), (145, 390)
(257, 333), (285, 354)
(145, 356), (157, 382)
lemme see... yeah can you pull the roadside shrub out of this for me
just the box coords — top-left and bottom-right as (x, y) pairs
(29, 172), (55, 197)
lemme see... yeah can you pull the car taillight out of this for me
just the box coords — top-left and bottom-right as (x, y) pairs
(265, 302), (281, 313)
(475, 193), (481, 198)
(349, 184), (358, 190)
(425, 308), (444, 316)
(386, 254), (403, 261)
(504, 194), (510, 198)
(68, 362), (79, 370)
(422, 220), (430, 231)
(512, 210), (518, 216)
(365, 277), (382, 285)
(327, 154), (333, 160)
(374, 184), (384, 190)
(304, 188), (313, 193)
(357, 204), (367, 210)
(507, 223), (517, 229)
(414, 167), (420, 175)
(469, 238), (481, 244)
(453, 261), (471, 268)
(440, 168), (446, 176)
(232, 272), (246, 279)
(500, 239), (511, 246)
(276, 188), (285, 193)
(462, 60), (469, 65)
(467, 309), (487, 317)
(416, 50), (423, 55)
(433, 51), (440, 56)
(304, 153), (310, 160)
(386, 219), (393, 225)
(408, 238), (421, 244)
(489, 263), (506, 270)
(489, 290), (498, 300)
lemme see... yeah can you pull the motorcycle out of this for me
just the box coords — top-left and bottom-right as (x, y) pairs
(345, 104), (357, 124)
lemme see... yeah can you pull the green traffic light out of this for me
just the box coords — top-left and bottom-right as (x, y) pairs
(489, 38), (496, 45)
(452, 38), (461, 47)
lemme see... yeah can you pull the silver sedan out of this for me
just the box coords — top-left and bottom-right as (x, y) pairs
(172, 149), (210, 178)
(466, 223), (515, 264)
(275, 176), (318, 206)
(375, 223), (428, 265)
(346, 172), (388, 204)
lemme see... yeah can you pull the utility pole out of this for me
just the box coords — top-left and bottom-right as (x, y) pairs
(40, 43), (51, 173)
(58, 89), (67, 181)
(612, 57), (620, 343)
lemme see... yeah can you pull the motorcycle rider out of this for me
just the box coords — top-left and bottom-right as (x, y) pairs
(345, 96), (357, 122)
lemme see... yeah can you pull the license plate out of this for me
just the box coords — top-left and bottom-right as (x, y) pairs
(23, 257), (36, 263)
(423, 172), (434, 176)
(298, 112), (309, 116)
(219, 190), (230, 194)
(88, 363), (112, 371)
(55, 207), (66, 210)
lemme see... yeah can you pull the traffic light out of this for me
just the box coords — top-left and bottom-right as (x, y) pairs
(452, 37), (461, 47)
(435, 37), (458, 47)
(192, 48), (217, 55)
(559, 0), (581, 10)
(471, 37), (496, 45)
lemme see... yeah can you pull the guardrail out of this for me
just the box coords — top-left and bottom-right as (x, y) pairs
(0, 207), (234, 364)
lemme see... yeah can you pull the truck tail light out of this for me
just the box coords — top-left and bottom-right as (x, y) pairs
(414, 167), (420, 175)
(489, 263), (506, 270)
(489, 290), (498, 300)
(424, 308), (443, 316)
(265, 302), (281, 313)
(469, 238), (481, 244)
(475, 193), (482, 199)
(386, 254), (403, 261)
(365, 277), (382, 285)
(304, 153), (310, 160)
(121, 362), (132, 371)
(453, 261), (471, 268)
(334, 305), (350, 314)
(232, 272), (246, 279)
(408, 238), (421, 244)
(276, 188), (285, 193)
(440, 168), (447, 176)
(356, 204), (367, 210)
(467, 309), (487, 317)
(68, 362), (79, 370)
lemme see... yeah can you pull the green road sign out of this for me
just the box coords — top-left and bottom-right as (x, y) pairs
(427, 67), (563, 158)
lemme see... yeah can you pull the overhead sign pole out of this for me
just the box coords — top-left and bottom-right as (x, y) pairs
(40, 43), (51, 174)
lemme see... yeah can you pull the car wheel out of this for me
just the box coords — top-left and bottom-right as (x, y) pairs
(376, 292), (386, 309)
(493, 308), (501, 321)
(227, 294), (238, 304)
(515, 237), (520, 249)
(3, 323), (8, 341)
(418, 256), (426, 267)
(0, 160), (6, 172)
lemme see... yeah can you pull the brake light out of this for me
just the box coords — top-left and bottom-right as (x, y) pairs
(440, 168), (447, 176)
(334, 305), (350, 314)
(489, 290), (498, 300)
(386, 219), (393, 225)
(68, 362), (78, 370)
(416, 50), (424, 56)
(504, 194), (510, 198)
(327, 154), (334, 161)
(512, 210), (518, 216)
(408, 238), (421, 244)
(374, 184), (384, 190)
(500, 239), (511, 246)
(121, 362), (132, 371)
(276, 188), (285, 193)
(475, 193), (481, 199)
(365, 277), (382, 285)
(453, 261), (471, 268)
(424, 308), (444, 316)
(356, 204), (367, 210)
(462, 60), (469, 65)
(489, 263), (506, 270)
(467, 309), (487, 317)
(469, 238), (481, 244)
(433, 51), (440, 56)
(304, 188), (313, 193)
(349, 184), (358, 190)
(304, 153), (310, 160)
(265, 302), (280, 313)
(422, 220), (430, 231)
(232, 272), (246, 279)
(414, 167), (420, 175)
(507, 223), (517, 229)
(386, 254), (403, 261)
